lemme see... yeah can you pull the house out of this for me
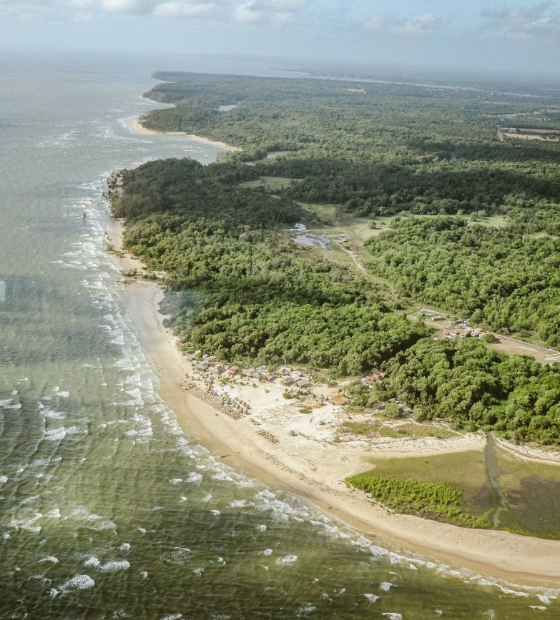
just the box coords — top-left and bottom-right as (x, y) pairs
(441, 329), (470, 340)
(331, 396), (349, 406)
(281, 376), (295, 386)
(227, 366), (240, 376)
(243, 367), (257, 377)
(287, 388), (299, 398)
(212, 364), (226, 374)
(297, 379), (311, 388)
(277, 367), (291, 376)
(265, 373), (277, 382)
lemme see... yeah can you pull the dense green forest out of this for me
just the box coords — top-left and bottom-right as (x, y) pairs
(111, 159), (430, 375)
(366, 217), (560, 345)
(383, 338), (560, 445)
(111, 71), (560, 444)
(143, 72), (560, 221)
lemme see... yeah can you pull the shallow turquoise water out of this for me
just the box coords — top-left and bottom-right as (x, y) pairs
(0, 54), (558, 619)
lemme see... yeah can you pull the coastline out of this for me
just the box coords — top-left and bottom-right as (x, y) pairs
(108, 218), (560, 588)
(130, 116), (241, 152)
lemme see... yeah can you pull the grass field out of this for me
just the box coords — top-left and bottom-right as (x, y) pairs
(342, 419), (458, 440)
(240, 176), (297, 190)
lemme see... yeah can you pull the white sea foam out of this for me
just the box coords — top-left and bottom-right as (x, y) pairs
(56, 574), (95, 595)
(99, 560), (130, 573)
(92, 520), (117, 531)
(20, 495), (40, 505)
(38, 556), (59, 564)
(296, 606), (316, 616)
(380, 582), (395, 592)
(84, 556), (101, 568)
(185, 472), (202, 485)
(364, 594), (379, 603)
(276, 555), (298, 565)
(382, 614), (403, 620)
(43, 408), (65, 420)
(43, 427), (67, 441)
(0, 476), (8, 484)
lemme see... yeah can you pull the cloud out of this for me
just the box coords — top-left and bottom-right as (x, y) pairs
(234, 0), (307, 24)
(481, 2), (560, 40)
(100, 0), (141, 12)
(366, 12), (452, 36)
(153, 1), (214, 17)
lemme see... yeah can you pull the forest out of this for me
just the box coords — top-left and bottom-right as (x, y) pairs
(111, 159), (430, 376)
(111, 71), (560, 444)
(366, 216), (560, 345)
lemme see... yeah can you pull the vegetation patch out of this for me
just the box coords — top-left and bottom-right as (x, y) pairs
(346, 473), (489, 528)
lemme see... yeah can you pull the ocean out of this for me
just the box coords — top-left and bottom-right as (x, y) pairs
(0, 53), (558, 619)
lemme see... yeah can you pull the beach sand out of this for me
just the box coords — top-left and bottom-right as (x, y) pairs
(130, 117), (241, 152)
(108, 209), (560, 590)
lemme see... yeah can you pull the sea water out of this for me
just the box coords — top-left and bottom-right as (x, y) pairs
(0, 53), (558, 619)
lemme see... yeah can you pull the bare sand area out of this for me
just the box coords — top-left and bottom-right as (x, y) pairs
(130, 116), (241, 152)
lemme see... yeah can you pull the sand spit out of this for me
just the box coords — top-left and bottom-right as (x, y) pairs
(130, 117), (241, 153)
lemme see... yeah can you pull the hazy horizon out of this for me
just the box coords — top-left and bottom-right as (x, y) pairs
(1, 1), (560, 81)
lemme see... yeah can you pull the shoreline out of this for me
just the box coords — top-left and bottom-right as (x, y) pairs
(108, 219), (560, 589)
(130, 116), (241, 152)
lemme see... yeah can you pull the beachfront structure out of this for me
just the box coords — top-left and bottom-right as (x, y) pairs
(418, 308), (450, 320)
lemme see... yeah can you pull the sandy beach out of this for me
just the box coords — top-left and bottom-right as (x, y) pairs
(107, 219), (560, 588)
(130, 117), (241, 152)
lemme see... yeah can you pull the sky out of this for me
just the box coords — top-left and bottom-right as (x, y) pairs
(1, 0), (560, 79)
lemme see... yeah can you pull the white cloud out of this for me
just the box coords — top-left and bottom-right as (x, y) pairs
(234, 0), (306, 24)
(153, 1), (213, 17)
(366, 12), (452, 36)
(481, 2), (560, 39)
(100, 0), (140, 12)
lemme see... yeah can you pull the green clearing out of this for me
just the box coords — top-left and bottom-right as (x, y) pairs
(240, 176), (296, 190)
(347, 445), (560, 538)
(342, 419), (458, 440)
